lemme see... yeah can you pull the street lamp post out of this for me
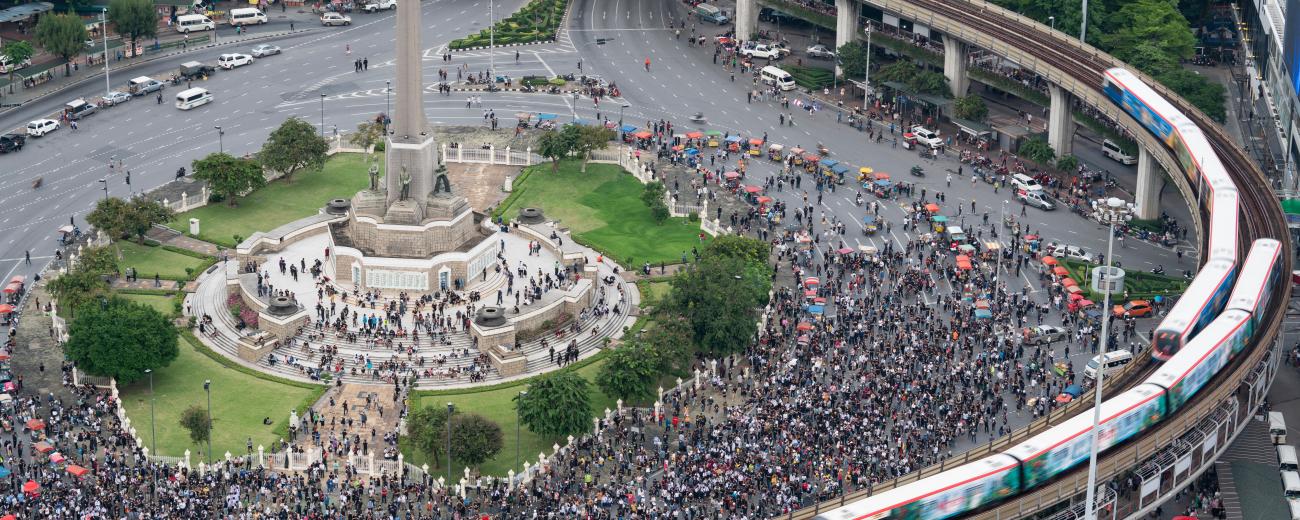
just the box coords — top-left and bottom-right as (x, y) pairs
(319, 94), (327, 136)
(1080, 0), (1089, 43)
(487, 0), (495, 92)
(997, 201), (1006, 280)
(862, 25), (872, 113)
(204, 380), (212, 463)
(1084, 198), (1124, 520)
(147, 368), (157, 501)
(385, 80), (391, 123)
(516, 391), (526, 477)
(571, 91), (579, 120)
(102, 8), (111, 98)
(98, 179), (108, 200)
(214, 126), (224, 154)
(1049, 16), (1055, 31)
(618, 104), (628, 141)
(446, 402), (454, 482)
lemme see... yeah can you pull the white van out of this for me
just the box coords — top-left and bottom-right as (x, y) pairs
(1280, 445), (1299, 472)
(1102, 139), (1136, 165)
(759, 66), (796, 91)
(1011, 173), (1043, 192)
(1284, 470), (1300, 499)
(176, 14), (215, 33)
(0, 54), (31, 74)
(1273, 411), (1289, 444)
(175, 87), (212, 110)
(1083, 349), (1133, 380)
(228, 8), (267, 26)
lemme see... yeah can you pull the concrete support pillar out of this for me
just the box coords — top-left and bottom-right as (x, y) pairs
(1134, 146), (1161, 219)
(1047, 84), (1075, 157)
(942, 35), (969, 98)
(835, 0), (860, 76)
(735, 0), (757, 41)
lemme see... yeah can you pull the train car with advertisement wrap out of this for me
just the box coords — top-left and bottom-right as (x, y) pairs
(813, 69), (1280, 520)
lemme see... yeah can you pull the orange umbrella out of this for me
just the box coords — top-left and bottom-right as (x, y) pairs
(0, 304), (12, 315)
(21, 481), (37, 494)
(32, 442), (52, 454)
(1061, 278), (1078, 287)
(48, 452), (65, 464)
(1069, 292), (1085, 301)
(1041, 256), (1058, 266)
(1052, 266), (1069, 276)
(796, 322), (813, 331)
(925, 203), (940, 213)
(755, 196), (773, 204)
(25, 419), (44, 431)
(748, 138), (764, 146)
(632, 130), (652, 139)
(685, 131), (703, 139)
(66, 465), (88, 478)
(874, 172), (890, 180)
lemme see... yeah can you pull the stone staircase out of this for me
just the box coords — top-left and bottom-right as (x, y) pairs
(189, 265), (634, 388)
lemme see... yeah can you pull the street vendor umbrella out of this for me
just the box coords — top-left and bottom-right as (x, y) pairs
(803, 289), (817, 298)
(1069, 292), (1085, 302)
(925, 203), (940, 213)
(1041, 256), (1058, 266)
(0, 304), (13, 314)
(748, 138), (764, 146)
(874, 172), (890, 180)
(796, 322), (813, 331)
(724, 171), (741, 179)
(0, 466), (11, 478)
(1061, 278), (1078, 287)
(536, 113), (558, 120)
(803, 153), (820, 162)
(804, 277), (820, 286)
(1052, 266), (1069, 276)
(2, 514), (15, 520)
(620, 124), (637, 133)
(704, 130), (723, 136)
(725, 135), (743, 143)
(806, 305), (824, 315)
(632, 131), (652, 139)
(671, 144), (685, 151)
(65, 465), (88, 478)
(33, 442), (52, 454)
(685, 131), (703, 139)
(25, 419), (44, 431)
(684, 148), (700, 155)
(837, 247), (854, 255)
(743, 185), (763, 193)
(797, 335), (811, 345)
(48, 452), (65, 464)
(755, 196), (773, 205)
(21, 481), (37, 494)
(860, 167), (872, 175)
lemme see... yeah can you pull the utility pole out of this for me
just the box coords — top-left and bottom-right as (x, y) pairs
(102, 8), (111, 97)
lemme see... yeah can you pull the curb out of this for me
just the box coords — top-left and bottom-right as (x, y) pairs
(0, 28), (318, 117)
(451, 39), (558, 52)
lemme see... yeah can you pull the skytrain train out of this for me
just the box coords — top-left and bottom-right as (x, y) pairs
(813, 68), (1282, 520)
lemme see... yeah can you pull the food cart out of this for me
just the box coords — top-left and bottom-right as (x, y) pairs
(725, 135), (743, 152)
(803, 153), (820, 173)
(705, 130), (722, 147)
(858, 167), (873, 182)
(748, 138), (764, 156)
(862, 215), (878, 235)
(790, 147), (806, 166)
(930, 215), (948, 233)
(768, 143), (785, 161)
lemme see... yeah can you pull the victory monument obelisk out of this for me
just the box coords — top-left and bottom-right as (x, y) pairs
(331, 0), (492, 290)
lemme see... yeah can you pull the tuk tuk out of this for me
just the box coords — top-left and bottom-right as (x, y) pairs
(725, 135), (743, 152)
(863, 215), (878, 235)
(831, 164), (850, 184)
(820, 158), (838, 176)
(0, 304), (12, 326)
(946, 226), (967, 247)
(858, 167), (873, 182)
(803, 154), (820, 173)
(871, 180), (892, 198)
(790, 147), (806, 165)
(536, 113), (558, 129)
(706, 130), (722, 147)
(931, 215), (948, 233)
(982, 241), (1001, 261)
(768, 143), (785, 161)
(748, 138), (764, 156)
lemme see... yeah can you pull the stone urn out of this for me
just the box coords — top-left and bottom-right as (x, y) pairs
(266, 296), (299, 317)
(475, 307), (507, 327)
(518, 207), (545, 224)
(325, 198), (351, 215)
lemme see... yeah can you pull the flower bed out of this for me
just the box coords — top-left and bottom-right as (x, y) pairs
(449, 0), (567, 50)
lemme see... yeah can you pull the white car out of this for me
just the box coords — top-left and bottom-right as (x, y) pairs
(805, 44), (836, 59)
(363, 0), (396, 12)
(218, 53), (254, 70)
(910, 125), (943, 148)
(26, 119), (59, 137)
(1048, 243), (1095, 264)
(321, 12), (352, 26)
(102, 91), (132, 106)
(250, 44), (281, 57)
(740, 43), (788, 60)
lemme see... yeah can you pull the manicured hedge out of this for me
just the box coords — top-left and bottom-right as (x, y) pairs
(449, 0), (566, 50)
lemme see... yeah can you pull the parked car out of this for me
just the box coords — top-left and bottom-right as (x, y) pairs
(0, 134), (25, 153)
(363, 0), (396, 12)
(1113, 300), (1154, 318)
(739, 43), (787, 60)
(178, 61), (217, 80)
(321, 12), (352, 26)
(26, 119), (59, 137)
(102, 91), (132, 106)
(1026, 324), (1066, 345)
(128, 76), (165, 96)
(218, 53), (254, 70)
(250, 44), (281, 57)
(909, 125), (943, 148)
(805, 44), (836, 59)
(1047, 242), (1095, 263)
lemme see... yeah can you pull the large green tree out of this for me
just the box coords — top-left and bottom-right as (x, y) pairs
(192, 153), (266, 206)
(835, 41), (869, 79)
(48, 269), (109, 318)
(406, 405), (452, 467)
(1018, 136), (1056, 165)
(34, 12), (88, 77)
(449, 413), (504, 467)
(536, 129), (575, 173)
(704, 235), (771, 266)
(107, 0), (158, 57)
(2, 41), (33, 94)
(595, 341), (659, 402)
(179, 405), (211, 445)
(567, 124), (616, 172)
(86, 197), (172, 243)
(667, 256), (767, 357)
(954, 95), (989, 122)
(1157, 69), (1227, 122)
(1102, 0), (1196, 65)
(515, 370), (592, 437)
(64, 296), (178, 384)
(258, 118), (329, 183)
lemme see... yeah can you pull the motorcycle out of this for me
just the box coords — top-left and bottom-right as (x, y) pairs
(817, 143), (829, 156)
(690, 112), (706, 124)
(910, 165), (925, 177)
(1151, 265), (1165, 275)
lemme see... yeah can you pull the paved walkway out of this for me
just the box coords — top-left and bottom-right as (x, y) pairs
(146, 226), (220, 257)
(111, 278), (180, 291)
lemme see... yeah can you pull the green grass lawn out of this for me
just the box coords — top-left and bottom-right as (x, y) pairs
(637, 280), (672, 307)
(404, 360), (622, 477)
(497, 161), (703, 266)
(120, 336), (324, 460)
(116, 241), (209, 281)
(118, 293), (177, 317)
(169, 153), (374, 248)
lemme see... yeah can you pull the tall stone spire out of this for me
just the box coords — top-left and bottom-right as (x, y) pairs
(383, 0), (437, 221)
(392, 0), (427, 138)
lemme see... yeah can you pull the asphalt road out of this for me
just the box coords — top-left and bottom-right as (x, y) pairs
(0, 0), (1189, 435)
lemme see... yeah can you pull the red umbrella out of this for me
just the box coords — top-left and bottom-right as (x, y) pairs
(755, 196), (773, 204)
(1061, 278), (1078, 287)
(632, 131), (652, 139)
(685, 131), (703, 139)
(65, 465), (88, 478)
(837, 247), (854, 255)
(4, 514), (18, 520)
(723, 171), (741, 179)
(25, 419), (44, 431)
(48, 452), (65, 464)
(1069, 292), (1085, 302)
(1052, 266), (1069, 276)
(748, 138), (764, 146)
(21, 480), (37, 494)
(0, 304), (13, 314)
(1041, 256), (1058, 266)
(743, 185), (762, 193)
(32, 442), (52, 454)
(796, 322), (813, 331)
(804, 277), (820, 286)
